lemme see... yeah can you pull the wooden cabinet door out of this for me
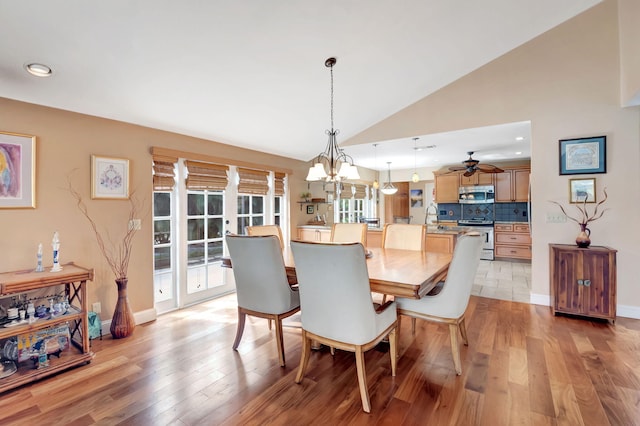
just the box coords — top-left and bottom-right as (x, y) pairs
(477, 173), (495, 185)
(297, 229), (317, 241)
(435, 174), (459, 203)
(394, 182), (410, 217)
(583, 250), (615, 318)
(513, 169), (530, 202)
(553, 248), (583, 315)
(459, 173), (476, 186)
(495, 170), (513, 202)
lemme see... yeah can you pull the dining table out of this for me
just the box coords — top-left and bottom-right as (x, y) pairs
(222, 245), (452, 299)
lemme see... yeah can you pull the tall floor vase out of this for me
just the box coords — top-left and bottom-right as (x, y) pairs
(110, 278), (136, 339)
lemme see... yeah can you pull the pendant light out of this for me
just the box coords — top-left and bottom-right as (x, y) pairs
(411, 137), (420, 183)
(306, 57), (360, 182)
(380, 162), (398, 195)
(372, 143), (380, 189)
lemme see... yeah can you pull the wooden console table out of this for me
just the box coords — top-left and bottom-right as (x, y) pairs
(0, 263), (94, 393)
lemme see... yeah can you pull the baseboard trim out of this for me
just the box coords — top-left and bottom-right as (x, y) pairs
(529, 293), (640, 320)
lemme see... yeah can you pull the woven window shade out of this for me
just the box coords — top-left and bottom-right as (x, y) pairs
(153, 154), (178, 191)
(273, 172), (286, 196)
(238, 168), (270, 195)
(185, 160), (229, 191)
(353, 184), (367, 199)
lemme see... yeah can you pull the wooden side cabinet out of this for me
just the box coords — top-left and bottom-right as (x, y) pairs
(549, 244), (617, 322)
(495, 223), (531, 260)
(0, 263), (94, 393)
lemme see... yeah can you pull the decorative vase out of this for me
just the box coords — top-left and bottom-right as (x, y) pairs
(576, 223), (591, 248)
(110, 278), (136, 339)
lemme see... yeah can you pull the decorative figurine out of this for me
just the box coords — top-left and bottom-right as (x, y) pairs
(50, 231), (62, 272)
(35, 243), (44, 272)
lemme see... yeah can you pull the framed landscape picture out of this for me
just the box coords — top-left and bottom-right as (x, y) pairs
(0, 131), (36, 209)
(91, 155), (130, 199)
(559, 136), (606, 175)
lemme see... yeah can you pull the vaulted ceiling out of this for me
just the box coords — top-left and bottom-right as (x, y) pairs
(0, 1), (600, 169)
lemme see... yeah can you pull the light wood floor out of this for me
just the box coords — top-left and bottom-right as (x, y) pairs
(2, 294), (639, 425)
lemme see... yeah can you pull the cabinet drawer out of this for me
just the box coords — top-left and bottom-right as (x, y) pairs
(494, 224), (513, 232)
(514, 224), (530, 233)
(496, 233), (531, 245)
(495, 245), (531, 259)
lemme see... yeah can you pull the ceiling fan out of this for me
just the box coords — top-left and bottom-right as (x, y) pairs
(448, 151), (504, 176)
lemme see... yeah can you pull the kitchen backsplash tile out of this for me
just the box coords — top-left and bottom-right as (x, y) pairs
(495, 202), (529, 222)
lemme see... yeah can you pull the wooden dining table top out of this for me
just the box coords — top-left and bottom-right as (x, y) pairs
(222, 245), (452, 300)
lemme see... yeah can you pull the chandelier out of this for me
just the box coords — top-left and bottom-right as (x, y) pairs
(380, 162), (398, 195)
(306, 57), (360, 182)
(411, 137), (420, 183)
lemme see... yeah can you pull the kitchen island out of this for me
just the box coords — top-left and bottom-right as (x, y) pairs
(296, 225), (471, 254)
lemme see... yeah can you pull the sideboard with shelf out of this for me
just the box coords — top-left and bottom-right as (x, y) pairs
(0, 263), (94, 393)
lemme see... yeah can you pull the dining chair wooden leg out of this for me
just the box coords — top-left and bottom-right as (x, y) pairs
(268, 319), (272, 330)
(232, 309), (247, 350)
(459, 317), (469, 346)
(354, 346), (371, 413)
(295, 331), (312, 384)
(389, 327), (397, 376)
(411, 317), (417, 335)
(448, 323), (462, 375)
(274, 315), (286, 367)
(330, 346), (335, 356)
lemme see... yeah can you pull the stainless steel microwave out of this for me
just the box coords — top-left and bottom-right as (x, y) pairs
(458, 185), (495, 204)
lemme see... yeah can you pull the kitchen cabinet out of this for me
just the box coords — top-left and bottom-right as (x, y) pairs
(495, 223), (531, 260)
(425, 233), (456, 254)
(459, 172), (495, 186)
(366, 230), (383, 248)
(0, 263), (94, 393)
(495, 167), (530, 202)
(434, 173), (459, 203)
(549, 244), (616, 322)
(384, 182), (410, 224)
(296, 227), (331, 242)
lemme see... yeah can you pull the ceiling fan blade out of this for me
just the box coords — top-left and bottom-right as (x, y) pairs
(476, 164), (504, 173)
(448, 166), (467, 172)
(463, 169), (476, 177)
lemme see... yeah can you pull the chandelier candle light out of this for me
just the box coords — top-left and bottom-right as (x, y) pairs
(306, 57), (360, 182)
(411, 137), (420, 183)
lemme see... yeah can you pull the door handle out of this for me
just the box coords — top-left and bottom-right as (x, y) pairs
(584, 280), (591, 287)
(577, 279), (583, 285)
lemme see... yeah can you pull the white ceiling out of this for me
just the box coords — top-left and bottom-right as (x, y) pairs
(0, 1), (599, 168)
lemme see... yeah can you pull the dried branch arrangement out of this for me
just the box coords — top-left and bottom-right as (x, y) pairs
(68, 178), (142, 280)
(550, 187), (609, 226)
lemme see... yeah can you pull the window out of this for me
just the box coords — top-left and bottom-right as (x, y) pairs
(237, 194), (264, 234)
(153, 191), (173, 303)
(274, 196), (282, 226)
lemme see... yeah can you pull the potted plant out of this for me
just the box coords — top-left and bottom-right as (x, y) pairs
(300, 192), (311, 202)
(550, 187), (608, 248)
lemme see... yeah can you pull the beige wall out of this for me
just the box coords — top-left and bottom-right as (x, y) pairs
(345, 0), (640, 314)
(0, 98), (309, 320)
(618, 0), (640, 106)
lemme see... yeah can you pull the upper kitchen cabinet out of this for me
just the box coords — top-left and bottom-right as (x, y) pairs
(495, 166), (530, 202)
(459, 172), (495, 186)
(434, 173), (459, 203)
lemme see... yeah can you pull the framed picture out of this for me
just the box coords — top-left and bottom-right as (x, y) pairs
(559, 136), (606, 175)
(306, 205), (314, 214)
(569, 178), (596, 203)
(410, 189), (423, 208)
(0, 131), (36, 209)
(91, 155), (130, 199)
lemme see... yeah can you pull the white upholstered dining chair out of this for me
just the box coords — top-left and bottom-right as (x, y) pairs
(246, 224), (284, 249)
(290, 240), (398, 413)
(394, 233), (483, 375)
(226, 235), (300, 367)
(330, 222), (368, 244)
(381, 223), (425, 251)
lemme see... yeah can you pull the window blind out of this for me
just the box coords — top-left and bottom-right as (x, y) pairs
(152, 154), (178, 191)
(237, 168), (270, 195)
(184, 160), (229, 191)
(274, 172), (286, 196)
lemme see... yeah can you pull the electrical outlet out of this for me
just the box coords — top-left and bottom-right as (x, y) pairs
(92, 302), (101, 314)
(128, 218), (141, 230)
(546, 212), (567, 223)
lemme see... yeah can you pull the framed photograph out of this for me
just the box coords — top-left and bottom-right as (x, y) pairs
(410, 189), (423, 208)
(0, 131), (36, 209)
(559, 136), (606, 175)
(306, 205), (314, 214)
(569, 178), (596, 203)
(91, 155), (130, 199)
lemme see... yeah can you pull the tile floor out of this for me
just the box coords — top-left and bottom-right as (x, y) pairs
(472, 259), (531, 303)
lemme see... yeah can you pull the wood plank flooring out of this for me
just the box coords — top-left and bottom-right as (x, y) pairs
(1, 294), (639, 425)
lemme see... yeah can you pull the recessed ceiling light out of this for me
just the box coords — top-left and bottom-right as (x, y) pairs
(515, 136), (525, 141)
(515, 151), (522, 155)
(25, 63), (52, 77)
